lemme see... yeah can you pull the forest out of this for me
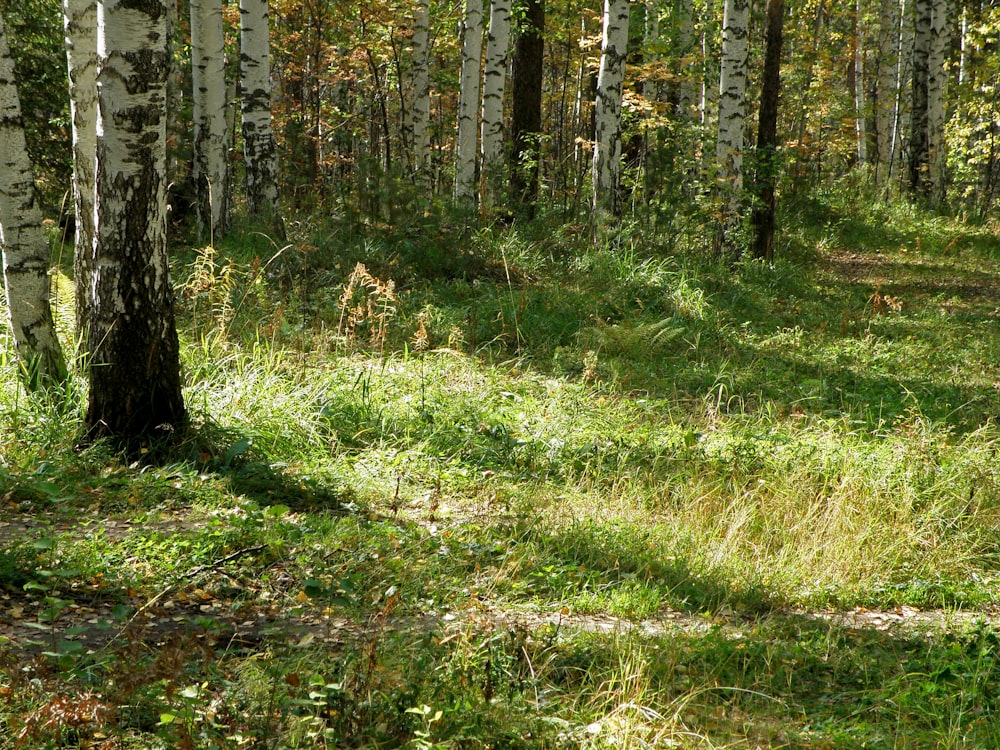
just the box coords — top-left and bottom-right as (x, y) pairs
(3, 0), (1000, 747)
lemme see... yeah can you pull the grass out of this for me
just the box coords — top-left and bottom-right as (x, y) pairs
(3, 179), (1000, 746)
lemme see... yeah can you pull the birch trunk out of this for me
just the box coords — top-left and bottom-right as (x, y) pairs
(909, 0), (932, 194)
(592, 0), (629, 217)
(63, 0), (98, 342)
(875, 0), (901, 185)
(240, 0), (284, 236)
(0, 13), (67, 388)
(927, 0), (951, 204)
(408, 0), (431, 180)
(86, 0), (185, 446)
(191, 0), (230, 239)
(480, 0), (511, 194)
(455, 0), (483, 203)
(893, 0), (914, 186)
(644, 1), (660, 104)
(715, 0), (749, 257)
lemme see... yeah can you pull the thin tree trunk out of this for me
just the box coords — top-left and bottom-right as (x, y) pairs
(751, 0), (784, 261)
(592, 0), (629, 218)
(480, 0), (511, 199)
(0, 13), (67, 389)
(408, 0), (431, 182)
(86, 0), (185, 447)
(853, 0), (868, 166)
(910, 0), (932, 194)
(240, 0), (284, 237)
(676, 0), (695, 118)
(191, 0), (230, 239)
(927, 0), (951, 205)
(63, 0), (97, 344)
(509, 0), (544, 217)
(715, 0), (750, 258)
(875, 0), (901, 185)
(455, 0), (483, 204)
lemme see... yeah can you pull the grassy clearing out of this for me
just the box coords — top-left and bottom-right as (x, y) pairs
(4, 184), (1000, 746)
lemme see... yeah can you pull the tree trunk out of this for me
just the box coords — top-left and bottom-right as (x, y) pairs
(874, 0), (901, 185)
(909, 0), (932, 194)
(509, 0), (544, 217)
(927, 0), (951, 205)
(592, 0), (629, 218)
(480, 0), (511, 198)
(676, 0), (696, 118)
(191, 0), (230, 239)
(853, 0), (868, 166)
(63, 0), (98, 344)
(455, 0), (483, 204)
(0, 13), (67, 389)
(751, 0), (784, 261)
(715, 0), (750, 259)
(240, 0), (284, 236)
(408, 0), (431, 182)
(86, 0), (185, 447)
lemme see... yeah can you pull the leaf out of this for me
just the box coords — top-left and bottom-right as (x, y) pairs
(264, 504), (291, 518)
(159, 713), (177, 725)
(224, 438), (253, 465)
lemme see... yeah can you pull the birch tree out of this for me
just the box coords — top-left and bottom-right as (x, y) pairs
(240, 0), (284, 235)
(480, 0), (511, 195)
(0, 13), (67, 388)
(63, 0), (98, 341)
(86, 0), (185, 446)
(191, 0), (230, 239)
(407, 0), (431, 180)
(592, 0), (629, 218)
(874, 0), (902, 186)
(455, 0), (484, 203)
(909, 0), (932, 194)
(715, 0), (749, 257)
(927, 0), (951, 204)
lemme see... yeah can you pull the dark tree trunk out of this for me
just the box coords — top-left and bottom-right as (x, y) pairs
(751, 0), (784, 261)
(509, 0), (544, 218)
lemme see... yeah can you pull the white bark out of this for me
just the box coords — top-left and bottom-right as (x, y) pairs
(63, 0), (98, 341)
(88, 0), (184, 438)
(592, 0), (629, 216)
(715, 0), (749, 225)
(240, 0), (283, 231)
(455, 0), (483, 203)
(927, 0), (951, 203)
(480, 0), (510, 187)
(893, 0), (914, 185)
(875, 0), (901, 184)
(409, 0), (431, 179)
(0, 13), (66, 387)
(191, 0), (230, 239)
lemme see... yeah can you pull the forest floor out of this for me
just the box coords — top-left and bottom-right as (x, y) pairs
(6, 191), (1000, 747)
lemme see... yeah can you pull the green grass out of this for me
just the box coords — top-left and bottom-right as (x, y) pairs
(4, 180), (1000, 746)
